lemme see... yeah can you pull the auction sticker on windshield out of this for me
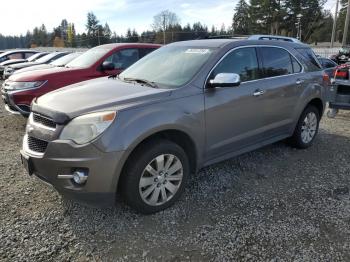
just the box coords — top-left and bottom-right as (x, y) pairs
(185, 49), (210, 54)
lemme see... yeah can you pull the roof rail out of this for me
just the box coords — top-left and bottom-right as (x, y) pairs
(248, 35), (301, 43)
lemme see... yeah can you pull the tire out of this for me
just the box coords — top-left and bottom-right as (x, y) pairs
(288, 105), (320, 149)
(120, 139), (190, 214)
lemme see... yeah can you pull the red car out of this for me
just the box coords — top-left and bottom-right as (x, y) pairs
(1, 43), (160, 116)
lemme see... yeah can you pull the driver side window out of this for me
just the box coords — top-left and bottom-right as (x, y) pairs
(212, 47), (260, 82)
(104, 48), (139, 70)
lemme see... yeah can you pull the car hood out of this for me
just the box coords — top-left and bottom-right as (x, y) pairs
(14, 64), (54, 74)
(32, 77), (171, 124)
(8, 66), (84, 81)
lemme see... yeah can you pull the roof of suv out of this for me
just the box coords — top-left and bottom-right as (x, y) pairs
(169, 39), (309, 49)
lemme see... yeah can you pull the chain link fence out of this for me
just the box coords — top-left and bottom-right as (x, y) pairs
(312, 47), (339, 58)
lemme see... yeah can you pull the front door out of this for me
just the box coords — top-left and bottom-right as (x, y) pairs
(204, 47), (267, 161)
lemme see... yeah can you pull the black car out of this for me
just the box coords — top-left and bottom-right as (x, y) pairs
(0, 50), (38, 63)
(3, 52), (69, 79)
(0, 53), (48, 79)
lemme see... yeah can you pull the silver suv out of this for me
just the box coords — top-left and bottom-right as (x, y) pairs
(21, 39), (326, 214)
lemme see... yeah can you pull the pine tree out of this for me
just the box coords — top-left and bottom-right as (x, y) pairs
(86, 12), (100, 46)
(232, 0), (251, 35)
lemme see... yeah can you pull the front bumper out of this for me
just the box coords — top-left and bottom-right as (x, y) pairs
(21, 136), (126, 206)
(1, 88), (31, 116)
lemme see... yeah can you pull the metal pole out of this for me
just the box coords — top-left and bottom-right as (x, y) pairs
(342, 0), (350, 46)
(331, 0), (340, 47)
(163, 14), (166, 45)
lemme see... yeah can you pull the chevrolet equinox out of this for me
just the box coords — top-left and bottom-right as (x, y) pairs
(21, 39), (326, 214)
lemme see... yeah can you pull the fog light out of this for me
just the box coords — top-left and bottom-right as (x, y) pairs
(72, 171), (88, 185)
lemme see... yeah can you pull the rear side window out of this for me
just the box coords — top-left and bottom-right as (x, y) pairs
(24, 52), (35, 59)
(212, 47), (260, 82)
(291, 56), (302, 73)
(260, 47), (294, 77)
(295, 48), (322, 70)
(8, 53), (23, 59)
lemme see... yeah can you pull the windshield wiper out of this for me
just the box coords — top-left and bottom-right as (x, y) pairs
(123, 77), (158, 88)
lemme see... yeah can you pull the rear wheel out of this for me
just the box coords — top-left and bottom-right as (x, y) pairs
(288, 105), (320, 149)
(120, 139), (189, 214)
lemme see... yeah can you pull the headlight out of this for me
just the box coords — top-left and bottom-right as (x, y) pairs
(59, 111), (116, 144)
(5, 67), (14, 73)
(4, 80), (47, 91)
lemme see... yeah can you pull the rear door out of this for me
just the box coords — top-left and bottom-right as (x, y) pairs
(255, 46), (305, 138)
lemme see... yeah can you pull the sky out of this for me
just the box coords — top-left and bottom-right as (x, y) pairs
(0, 0), (338, 36)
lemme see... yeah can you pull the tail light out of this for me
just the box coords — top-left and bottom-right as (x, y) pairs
(334, 64), (350, 80)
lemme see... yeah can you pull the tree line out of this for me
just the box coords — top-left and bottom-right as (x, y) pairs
(0, 1), (345, 49)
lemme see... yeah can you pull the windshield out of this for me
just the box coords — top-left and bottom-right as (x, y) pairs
(50, 53), (82, 66)
(66, 47), (113, 68)
(27, 53), (44, 62)
(120, 46), (214, 88)
(35, 53), (63, 63)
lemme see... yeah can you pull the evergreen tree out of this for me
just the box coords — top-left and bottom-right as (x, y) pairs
(233, 0), (251, 35)
(86, 12), (100, 46)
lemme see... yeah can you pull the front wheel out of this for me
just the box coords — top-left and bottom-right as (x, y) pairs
(120, 139), (189, 214)
(288, 105), (320, 149)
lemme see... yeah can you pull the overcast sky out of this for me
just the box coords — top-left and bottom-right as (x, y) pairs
(0, 0), (337, 36)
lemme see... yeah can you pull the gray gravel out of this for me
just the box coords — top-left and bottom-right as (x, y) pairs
(0, 93), (350, 261)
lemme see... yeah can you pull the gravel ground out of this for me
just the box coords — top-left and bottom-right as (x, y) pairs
(0, 91), (350, 261)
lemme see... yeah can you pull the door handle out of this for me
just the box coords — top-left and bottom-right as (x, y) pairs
(296, 79), (305, 85)
(253, 89), (265, 97)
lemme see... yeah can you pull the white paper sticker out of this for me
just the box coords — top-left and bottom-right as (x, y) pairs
(185, 49), (210, 54)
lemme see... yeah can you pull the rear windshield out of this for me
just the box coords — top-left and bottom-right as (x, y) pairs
(36, 53), (63, 63)
(295, 48), (322, 70)
(50, 53), (81, 66)
(27, 53), (44, 62)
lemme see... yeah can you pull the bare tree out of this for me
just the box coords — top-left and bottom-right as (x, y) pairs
(152, 10), (180, 43)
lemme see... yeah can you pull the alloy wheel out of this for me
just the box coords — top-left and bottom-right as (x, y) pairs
(139, 154), (183, 206)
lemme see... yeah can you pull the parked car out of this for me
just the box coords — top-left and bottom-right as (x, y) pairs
(0, 52), (48, 79)
(19, 39), (326, 214)
(3, 52), (69, 79)
(2, 43), (160, 115)
(0, 49), (38, 63)
(12, 52), (82, 75)
(318, 57), (338, 78)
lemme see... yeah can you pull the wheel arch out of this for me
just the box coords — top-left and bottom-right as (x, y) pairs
(116, 128), (199, 192)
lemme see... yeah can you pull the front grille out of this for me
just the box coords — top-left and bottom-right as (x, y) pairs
(27, 136), (48, 153)
(33, 113), (56, 129)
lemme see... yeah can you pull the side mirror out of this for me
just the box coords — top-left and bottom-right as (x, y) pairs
(208, 73), (241, 88)
(101, 61), (115, 71)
